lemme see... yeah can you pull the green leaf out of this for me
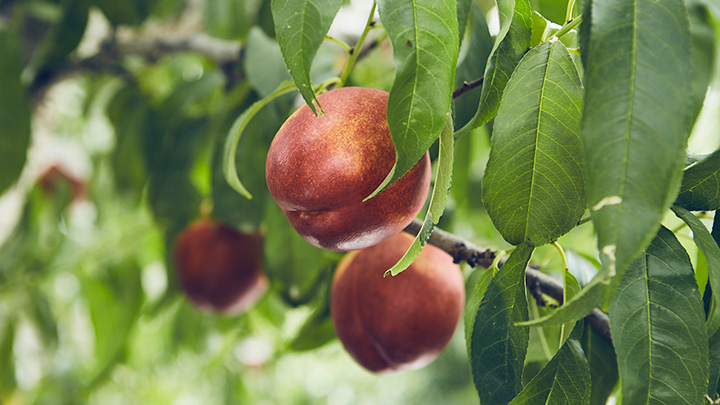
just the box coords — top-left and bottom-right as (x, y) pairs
(82, 261), (143, 380)
(533, 0), (573, 24)
(509, 322), (590, 405)
(455, 0), (533, 138)
(107, 85), (151, 199)
(517, 277), (605, 328)
(289, 290), (336, 351)
(675, 149), (720, 211)
(223, 80), (297, 199)
(454, 2), (494, 130)
(0, 318), (15, 397)
(672, 206), (720, 335)
(263, 200), (330, 306)
(709, 328), (720, 399)
(581, 322), (619, 405)
(688, 0), (716, 122)
(373, 0), (459, 194)
(147, 118), (206, 231)
(464, 268), (493, 353)
(0, 32), (31, 195)
(94, 0), (156, 26)
(385, 117), (453, 277)
(31, 0), (89, 71)
(530, 11), (550, 47)
(470, 244), (533, 404)
(609, 226), (708, 404)
(456, 0), (472, 46)
(583, 0), (693, 275)
(204, 0), (247, 39)
(212, 87), (281, 230)
(271, 0), (342, 115)
(482, 41), (585, 247)
(244, 27), (291, 98)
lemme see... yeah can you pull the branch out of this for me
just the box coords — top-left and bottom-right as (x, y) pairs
(403, 219), (612, 344)
(113, 33), (242, 63)
(452, 77), (484, 99)
(30, 33), (243, 106)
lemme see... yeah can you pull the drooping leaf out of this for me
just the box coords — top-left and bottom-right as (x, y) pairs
(533, 0), (572, 24)
(212, 88), (283, 230)
(147, 118), (207, 232)
(30, 0), (89, 71)
(530, 11), (550, 47)
(483, 41), (585, 247)
(509, 322), (590, 405)
(0, 318), (15, 397)
(688, 0), (716, 122)
(464, 268), (493, 353)
(271, 0), (343, 115)
(609, 226), (708, 404)
(289, 288), (336, 351)
(456, 0), (473, 46)
(385, 117), (454, 276)
(709, 328), (720, 399)
(244, 27), (291, 97)
(581, 322), (619, 405)
(454, 0), (533, 138)
(454, 2), (494, 130)
(95, 0), (157, 26)
(672, 206), (720, 335)
(0, 31), (31, 195)
(107, 85), (151, 199)
(223, 80), (297, 199)
(263, 200), (331, 306)
(204, 0), (248, 39)
(470, 244), (533, 404)
(583, 0), (693, 275)
(675, 149), (720, 211)
(82, 261), (143, 381)
(373, 0), (458, 195)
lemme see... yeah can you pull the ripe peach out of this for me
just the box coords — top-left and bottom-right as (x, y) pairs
(265, 87), (431, 251)
(331, 232), (465, 373)
(174, 220), (268, 314)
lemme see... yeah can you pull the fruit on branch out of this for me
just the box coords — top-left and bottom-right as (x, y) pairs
(174, 220), (268, 314)
(265, 87), (431, 252)
(331, 232), (465, 373)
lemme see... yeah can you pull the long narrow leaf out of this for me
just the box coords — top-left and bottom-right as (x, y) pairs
(482, 41), (585, 247)
(470, 244), (534, 404)
(609, 227), (708, 404)
(0, 32), (31, 195)
(385, 117), (454, 276)
(509, 322), (591, 405)
(271, 0), (342, 115)
(583, 0), (693, 275)
(372, 0), (458, 196)
(454, 0), (532, 138)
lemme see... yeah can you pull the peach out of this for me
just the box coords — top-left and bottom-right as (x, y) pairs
(331, 232), (465, 373)
(174, 220), (268, 314)
(265, 87), (431, 251)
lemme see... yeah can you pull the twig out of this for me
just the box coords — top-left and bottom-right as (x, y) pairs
(30, 33), (243, 106)
(403, 218), (613, 344)
(452, 77), (484, 99)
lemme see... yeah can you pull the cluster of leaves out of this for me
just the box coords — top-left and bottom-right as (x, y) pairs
(259, 0), (720, 403)
(1, 0), (720, 403)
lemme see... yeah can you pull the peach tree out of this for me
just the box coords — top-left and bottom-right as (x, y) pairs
(0, 0), (718, 403)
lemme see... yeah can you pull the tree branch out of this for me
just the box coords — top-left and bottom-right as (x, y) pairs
(403, 218), (612, 344)
(452, 77), (484, 99)
(30, 33), (243, 106)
